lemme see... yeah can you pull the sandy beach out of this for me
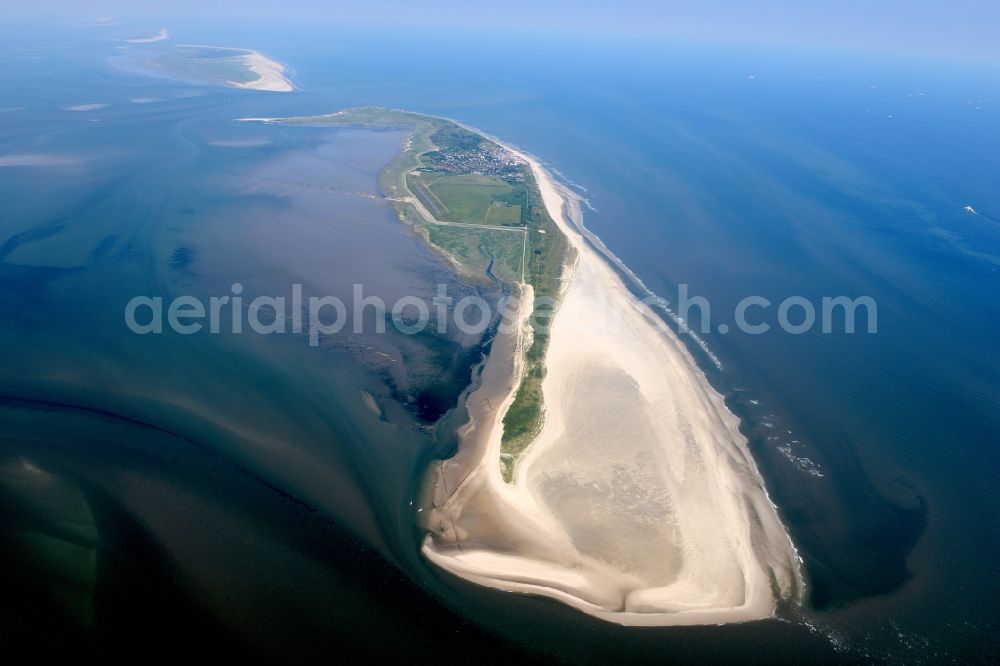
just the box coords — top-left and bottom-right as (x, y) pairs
(230, 51), (294, 92)
(422, 142), (804, 625)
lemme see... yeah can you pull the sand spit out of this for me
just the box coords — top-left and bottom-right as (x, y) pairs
(125, 28), (170, 44)
(422, 143), (803, 625)
(229, 51), (294, 93)
(170, 44), (294, 93)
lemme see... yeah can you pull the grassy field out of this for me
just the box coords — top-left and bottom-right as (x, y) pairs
(411, 173), (520, 225)
(485, 203), (522, 226)
(426, 225), (525, 283)
(273, 108), (570, 482)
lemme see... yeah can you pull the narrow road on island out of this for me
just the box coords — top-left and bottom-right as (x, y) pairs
(388, 195), (530, 283)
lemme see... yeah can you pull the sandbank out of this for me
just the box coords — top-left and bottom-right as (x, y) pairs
(422, 141), (803, 625)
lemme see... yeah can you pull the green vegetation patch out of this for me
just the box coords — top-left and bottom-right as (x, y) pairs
(425, 225), (524, 284)
(499, 167), (570, 481)
(484, 202), (522, 226)
(424, 174), (516, 224)
(155, 46), (258, 84)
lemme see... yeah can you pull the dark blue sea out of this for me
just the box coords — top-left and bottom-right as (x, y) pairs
(1, 13), (997, 663)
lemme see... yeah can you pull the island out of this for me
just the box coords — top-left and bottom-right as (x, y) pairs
(241, 108), (805, 625)
(112, 43), (294, 92)
(124, 28), (171, 44)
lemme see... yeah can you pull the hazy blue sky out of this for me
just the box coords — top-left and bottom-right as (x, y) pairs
(11, 1), (1000, 63)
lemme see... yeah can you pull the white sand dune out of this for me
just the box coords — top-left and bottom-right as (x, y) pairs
(422, 144), (804, 625)
(229, 51), (294, 93)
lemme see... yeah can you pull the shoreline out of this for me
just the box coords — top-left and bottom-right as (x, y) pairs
(236, 109), (804, 624)
(157, 44), (294, 92)
(422, 133), (804, 625)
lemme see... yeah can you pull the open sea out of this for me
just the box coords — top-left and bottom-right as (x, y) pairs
(1, 14), (997, 663)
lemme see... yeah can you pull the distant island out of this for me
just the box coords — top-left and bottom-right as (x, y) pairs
(242, 108), (805, 625)
(123, 28), (171, 44)
(112, 42), (294, 92)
